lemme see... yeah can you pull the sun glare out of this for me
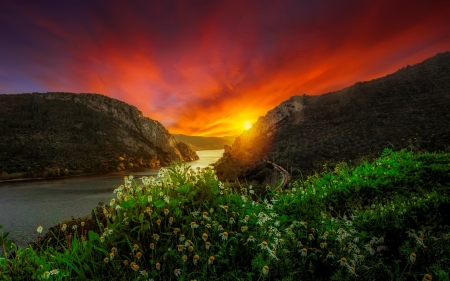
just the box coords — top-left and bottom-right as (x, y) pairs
(244, 120), (252, 130)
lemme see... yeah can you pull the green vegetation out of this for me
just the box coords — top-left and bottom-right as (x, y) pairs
(2, 149), (450, 280)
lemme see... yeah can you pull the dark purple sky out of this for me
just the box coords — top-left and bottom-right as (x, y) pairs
(1, 0), (450, 135)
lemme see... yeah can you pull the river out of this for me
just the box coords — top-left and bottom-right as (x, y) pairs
(0, 149), (224, 246)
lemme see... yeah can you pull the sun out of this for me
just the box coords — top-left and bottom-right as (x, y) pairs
(244, 120), (253, 130)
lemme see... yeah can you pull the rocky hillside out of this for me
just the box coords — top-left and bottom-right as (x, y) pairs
(0, 92), (198, 179)
(215, 51), (450, 181)
(173, 134), (236, 151)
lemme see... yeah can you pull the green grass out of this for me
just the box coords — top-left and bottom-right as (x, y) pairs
(1, 149), (450, 280)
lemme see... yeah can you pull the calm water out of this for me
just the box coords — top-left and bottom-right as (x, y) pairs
(0, 149), (223, 246)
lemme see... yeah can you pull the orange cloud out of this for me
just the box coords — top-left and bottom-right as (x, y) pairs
(1, 0), (449, 136)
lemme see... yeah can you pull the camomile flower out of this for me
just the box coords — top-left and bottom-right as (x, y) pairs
(103, 257), (109, 263)
(50, 269), (59, 275)
(169, 217), (174, 224)
(262, 265), (269, 276)
(247, 235), (255, 243)
(209, 256), (215, 265)
(202, 233), (208, 242)
(308, 234), (315, 241)
(61, 224), (67, 231)
(43, 271), (50, 279)
(174, 268), (182, 277)
(301, 248), (308, 257)
(188, 246), (194, 252)
(410, 253), (416, 263)
(191, 222), (198, 229)
(229, 217), (235, 224)
(422, 274), (432, 281)
(260, 241), (268, 250)
(173, 228), (180, 234)
(219, 232), (229, 241)
(339, 257), (347, 266)
(177, 245), (183, 252)
(150, 243), (155, 250)
(156, 262), (161, 270)
(147, 195), (152, 203)
(193, 255), (200, 265)
(206, 242), (211, 249)
(37, 226), (43, 234)
(179, 234), (186, 242)
(326, 252), (335, 259)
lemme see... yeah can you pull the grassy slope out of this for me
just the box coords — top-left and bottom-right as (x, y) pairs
(1, 149), (450, 280)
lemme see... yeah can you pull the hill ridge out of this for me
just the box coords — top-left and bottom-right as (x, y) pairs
(0, 92), (198, 179)
(215, 51), (450, 181)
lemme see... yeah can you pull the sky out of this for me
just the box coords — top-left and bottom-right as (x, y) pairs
(1, 0), (450, 136)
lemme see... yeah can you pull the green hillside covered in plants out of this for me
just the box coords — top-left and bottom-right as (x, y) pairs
(1, 148), (449, 280)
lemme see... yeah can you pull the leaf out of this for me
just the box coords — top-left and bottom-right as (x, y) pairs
(155, 200), (165, 208)
(438, 270), (450, 281)
(120, 201), (134, 209)
(88, 230), (99, 242)
(169, 199), (179, 208)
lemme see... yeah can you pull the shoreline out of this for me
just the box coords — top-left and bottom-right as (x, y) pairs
(0, 168), (156, 185)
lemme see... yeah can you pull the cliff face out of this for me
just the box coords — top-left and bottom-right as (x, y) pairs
(0, 92), (198, 178)
(215, 51), (450, 181)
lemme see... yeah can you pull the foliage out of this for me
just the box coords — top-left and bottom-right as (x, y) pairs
(1, 150), (450, 280)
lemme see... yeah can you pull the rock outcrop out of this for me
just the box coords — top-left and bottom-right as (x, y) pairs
(215, 51), (450, 181)
(0, 92), (198, 178)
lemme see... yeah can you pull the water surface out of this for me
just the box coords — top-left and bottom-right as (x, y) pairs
(0, 149), (223, 245)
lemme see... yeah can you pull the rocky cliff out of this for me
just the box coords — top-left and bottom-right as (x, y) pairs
(0, 92), (198, 179)
(215, 51), (450, 181)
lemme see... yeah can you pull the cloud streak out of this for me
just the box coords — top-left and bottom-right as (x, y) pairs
(1, 0), (450, 136)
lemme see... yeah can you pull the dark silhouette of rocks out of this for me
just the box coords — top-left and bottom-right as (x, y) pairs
(0, 92), (198, 179)
(215, 52), (450, 181)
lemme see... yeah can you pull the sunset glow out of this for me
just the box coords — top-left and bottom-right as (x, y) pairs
(244, 121), (253, 131)
(1, 0), (449, 136)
